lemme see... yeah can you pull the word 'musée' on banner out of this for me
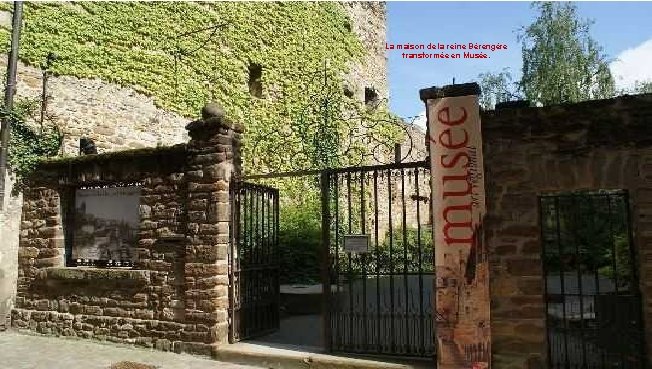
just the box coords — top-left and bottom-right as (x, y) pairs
(420, 83), (491, 369)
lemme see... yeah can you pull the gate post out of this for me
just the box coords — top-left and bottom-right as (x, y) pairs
(320, 170), (332, 352)
(420, 83), (491, 368)
(184, 102), (244, 352)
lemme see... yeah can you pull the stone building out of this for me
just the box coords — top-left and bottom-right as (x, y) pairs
(0, 1), (389, 331)
(0, 2), (388, 155)
(9, 90), (652, 369)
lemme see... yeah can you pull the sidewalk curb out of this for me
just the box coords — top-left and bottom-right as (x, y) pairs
(213, 344), (432, 369)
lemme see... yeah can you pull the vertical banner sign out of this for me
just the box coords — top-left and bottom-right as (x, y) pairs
(420, 84), (490, 369)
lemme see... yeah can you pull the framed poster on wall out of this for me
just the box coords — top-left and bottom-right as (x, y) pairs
(72, 185), (140, 267)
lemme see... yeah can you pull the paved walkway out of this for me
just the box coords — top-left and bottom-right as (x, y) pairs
(0, 331), (261, 369)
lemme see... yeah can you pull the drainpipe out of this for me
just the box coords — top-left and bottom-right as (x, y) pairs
(0, 1), (23, 210)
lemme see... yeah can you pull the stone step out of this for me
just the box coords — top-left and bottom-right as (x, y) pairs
(214, 342), (435, 369)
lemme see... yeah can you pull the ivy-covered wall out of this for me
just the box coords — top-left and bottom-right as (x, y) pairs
(0, 2), (388, 174)
(0, 3), (390, 314)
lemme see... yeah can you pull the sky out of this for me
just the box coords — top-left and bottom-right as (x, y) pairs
(386, 1), (652, 126)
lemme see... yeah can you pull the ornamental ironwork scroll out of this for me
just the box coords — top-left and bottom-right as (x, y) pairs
(247, 62), (424, 175)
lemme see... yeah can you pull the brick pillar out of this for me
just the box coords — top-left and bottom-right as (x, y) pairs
(184, 103), (243, 350)
(15, 187), (65, 306)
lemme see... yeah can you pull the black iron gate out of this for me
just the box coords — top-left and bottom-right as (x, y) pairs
(540, 191), (645, 369)
(321, 160), (435, 357)
(229, 181), (280, 343)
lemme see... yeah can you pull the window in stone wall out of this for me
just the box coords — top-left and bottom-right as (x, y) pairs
(70, 185), (141, 267)
(248, 63), (263, 98)
(365, 87), (379, 107)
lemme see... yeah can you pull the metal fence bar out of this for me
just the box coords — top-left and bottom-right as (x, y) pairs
(373, 169), (381, 354)
(228, 181), (280, 342)
(415, 167), (425, 356)
(360, 171), (368, 351)
(323, 160), (434, 358)
(320, 171), (333, 352)
(541, 191), (644, 369)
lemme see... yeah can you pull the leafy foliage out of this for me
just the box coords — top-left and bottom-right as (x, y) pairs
(0, 2), (387, 176)
(631, 80), (652, 94)
(277, 192), (321, 284)
(374, 226), (433, 274)
(335, 227), (433, 278)
(518, 2), (615, 105)
(541, 191), (634, 290)
(478, 68), (520, 110)
(0, 98), (62, 190)
(0, 2), (407, 221)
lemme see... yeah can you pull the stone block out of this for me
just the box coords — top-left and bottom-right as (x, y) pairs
(187, 183), (219, 192)
(506, 258), (542, 277)
(210, 322), (229, 343)
(192, 153), (227, 165)
(494, 244), (517, 256)
(184, 263), (228, 277)
(521, 240), (540, 255)
(178, 342), (214, 356)
(196, 276), (229, 289)
(48, 238), (65, 249)
(187, 211), (206, 222)
(188, 199), (208, 210)
(18, 247), (39, 259)
(35, 256), (63, 268)
(155, 338), (172, 351)
(204, 163), (232, 181)
(38, 227), (61, 238)
(38, 248), (60, 258)
(517, 278), (543, 295)
(207, 202), (229, 222)
(133, 309), (154, 320)
(195, 299), (222, 313)
(501, 225), (539, 238)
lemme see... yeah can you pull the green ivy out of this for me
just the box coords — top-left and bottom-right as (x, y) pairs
(277, 191), (322, 284)
(0, 97), (62, 191)
(0, 2), (406, 230)
(0, 2), (395, 175)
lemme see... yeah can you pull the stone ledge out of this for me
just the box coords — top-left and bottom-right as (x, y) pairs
(37, 267), (150, 286)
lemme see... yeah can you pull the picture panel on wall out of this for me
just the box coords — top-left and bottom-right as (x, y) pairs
(73, 186), (140, 266)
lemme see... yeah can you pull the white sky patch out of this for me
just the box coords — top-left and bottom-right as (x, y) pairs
(411, 110), (427, 132)
(610, 38), (652, 91)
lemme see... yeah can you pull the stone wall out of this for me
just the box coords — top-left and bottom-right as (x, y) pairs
(342, 2), (388, 104)
(0, 56), (190, 155)
(481, 93), (652, 368)
(0, 1), (388, 341)
(0, 2), (387, 154)
(11, 106), (242, 356)
(0, 174), (22, 330)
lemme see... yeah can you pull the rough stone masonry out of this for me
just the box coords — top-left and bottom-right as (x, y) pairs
(11, 104), (242, 356)
(482, 93), (652, 369)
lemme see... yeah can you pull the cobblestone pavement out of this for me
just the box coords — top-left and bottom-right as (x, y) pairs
(0, 331), (261, 369)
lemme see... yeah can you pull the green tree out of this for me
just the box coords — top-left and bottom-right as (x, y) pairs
(478, 68), (520, 110)
(632, 80), (652, 94)
(519, 2), (615, 105)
